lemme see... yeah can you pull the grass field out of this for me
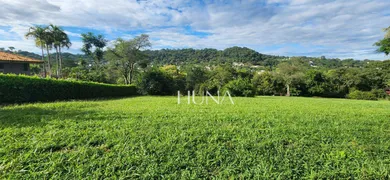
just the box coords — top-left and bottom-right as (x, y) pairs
(1, 96), (390, 179)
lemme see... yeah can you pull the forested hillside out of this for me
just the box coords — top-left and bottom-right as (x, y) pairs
(1, 45), (389, 100)
(1, 46), (372, 69)
(144, 46), (286, 66)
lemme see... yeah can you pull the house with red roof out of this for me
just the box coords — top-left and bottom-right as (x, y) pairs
(0, 52), (43, 75)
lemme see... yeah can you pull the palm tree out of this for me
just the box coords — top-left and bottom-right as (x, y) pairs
(58, 36), (71, 78)
(43, 30), (54, 77)
(49, 24), (60, 77)
(49, 24), (72, 78)
(25, 26), (47, 76)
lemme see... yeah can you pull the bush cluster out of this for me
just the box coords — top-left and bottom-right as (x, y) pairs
(136, 69), (176, 95)
(347, 90), (378, 100)
(222, 78), (255, 97)
(0, 74), (138, 104)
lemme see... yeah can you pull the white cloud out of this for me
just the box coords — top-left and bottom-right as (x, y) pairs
(0, 39), (38, 52)
(0, 0), (389, 59)
(0, 29), (16, 40)
(63, 31), (81, 38)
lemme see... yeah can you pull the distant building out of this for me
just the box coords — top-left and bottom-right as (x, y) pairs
(257, 70), (265, 74)
(309, 60), (317, 67)
(0, 52), (43, 75)
(233, 62), (244, 67)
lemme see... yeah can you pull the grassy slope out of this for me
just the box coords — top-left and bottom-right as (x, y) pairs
(0, 96), (390, 179)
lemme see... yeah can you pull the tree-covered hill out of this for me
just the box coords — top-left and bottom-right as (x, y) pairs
(1, 46), (376, 69)
(144, 46), (287, 66)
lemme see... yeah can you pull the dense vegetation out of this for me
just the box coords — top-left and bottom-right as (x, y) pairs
(1, 25), (390, 100)
(3, 46), (390, 99)
(0, 74), (137, 104)
(1, 96), (389, 178)
(1, 24), (389, 179)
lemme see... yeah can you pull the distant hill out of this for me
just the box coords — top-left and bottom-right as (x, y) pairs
(142, 46), (371, 68)
(144, 46), (287, 66)
(0, 46), (372, 69)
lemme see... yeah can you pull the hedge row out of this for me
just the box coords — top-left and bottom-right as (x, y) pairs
(0, 74), (138, 104)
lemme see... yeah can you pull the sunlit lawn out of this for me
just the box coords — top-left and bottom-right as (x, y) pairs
(1, 96), (390, 179)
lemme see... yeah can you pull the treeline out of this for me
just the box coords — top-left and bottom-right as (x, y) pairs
(2, 24), (389, 100)
(134, 59), (390, 100)
(144, 47), (372, 69)
(4, 45), (373, 72)
(2, 46), (389, 100)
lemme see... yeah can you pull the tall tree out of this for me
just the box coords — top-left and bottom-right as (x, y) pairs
(80, 32), (108, 82)
(43, 30), (54, 77)
(49, 24), (71, 78)
(105, 34), (151, 84)
(276, 62), (304, 96)
(185, 66), (208, 91)
(81, 32), (107, 68)
(374, 26), (390, 55)
(25, 25), (48, 76)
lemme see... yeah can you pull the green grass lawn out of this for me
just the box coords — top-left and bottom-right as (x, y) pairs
(1, 96), (390, 179)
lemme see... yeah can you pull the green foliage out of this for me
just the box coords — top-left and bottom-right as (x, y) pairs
(0, 74), (137, 104)
(305, 70), (327, 96)
(14, 25), (390, 97)
(1, 97), (390, 178)
(371, 89), (388, 99)
(25, 25), (47, 50)
(222, 78), (255, 97)
(204, 65), (235, 92)
(105, 35), (151, 84)
(252, 72), (283, 95)
(144, 47), (286, 66)
(223, 46), (261, 63)
(374, 27), (390, 55)
(136, 68), (175, 95)
(276, 62), (305, 96)
(81, 32), (107, 66)
(48, 24), (72, 78)
(160, 65), (186, 93)
(347, 90), (378, 100)
(185, 66), (208, 91)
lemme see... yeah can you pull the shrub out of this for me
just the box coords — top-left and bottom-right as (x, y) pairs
(371, 89), (388, 99)
(136, 68), (175, 95)
(252, 72), (281, 96)
(0, 74), (138, 104)
(347, 90), (378, 101)
(222, 78), (255, 97)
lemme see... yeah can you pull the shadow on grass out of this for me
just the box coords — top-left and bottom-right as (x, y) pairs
(0, 96), (139, 107)
(0, 106), (128, 129)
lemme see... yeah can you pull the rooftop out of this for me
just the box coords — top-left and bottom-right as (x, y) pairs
(0, 52), (43, 63)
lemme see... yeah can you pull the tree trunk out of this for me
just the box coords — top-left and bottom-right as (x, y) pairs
(286, 84), (290, 97)
(129, 63), (134, 84)
(46, 47), (51, 77)
(59, 47), (63, 78)
(41, 46), (46, 77)
(129, 74), (132, 84)
(123, 74), (128, 85)
(55, 47), (59, 78)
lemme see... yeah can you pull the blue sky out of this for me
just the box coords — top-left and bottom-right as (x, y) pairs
(0, 0), (389, 60)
